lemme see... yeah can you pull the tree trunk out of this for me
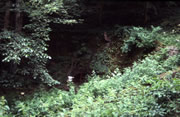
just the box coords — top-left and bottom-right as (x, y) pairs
(15, 0), (23, 32)
(97, 1), (104, 26)
(144, 2), (149, 24)
(4, 0), (11, 30)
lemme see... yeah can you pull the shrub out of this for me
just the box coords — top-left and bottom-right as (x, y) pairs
(0, 96), (11, 117)
(158, 32), (180, 52)
(14, 89), (73, 117)
(117, 26), (162, 53)
(68, 52), (179, 116)
(0, 31), (58, 87)
(90, 49), (112, 74)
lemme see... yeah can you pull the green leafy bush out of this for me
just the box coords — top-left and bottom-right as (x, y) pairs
(68, 53), (179, 116)
(0, 0), (81, 87)
(159, 32), (180, 49)
(0, 96), (11, 117)
(0, 31), (58, 87)
(90, 49), (112, 74)
(90, 41), (123, 74)
(14, 89), (73, 117)
(117, 26), (162, 53)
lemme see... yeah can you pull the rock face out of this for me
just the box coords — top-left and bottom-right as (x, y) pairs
(166, 46), (179, 56)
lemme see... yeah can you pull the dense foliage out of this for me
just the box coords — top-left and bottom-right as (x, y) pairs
(0, 96), (10, 116)
(12, 47), (180, 116)
(0, 0), (80, 87)
(0, 1), (180, 117)
(114, 26), (162, 53)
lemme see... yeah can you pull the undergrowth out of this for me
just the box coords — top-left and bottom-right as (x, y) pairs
(9, 47), (180, 117)
(0, 96), (10, 116)
(115, 26), (162, 53)
(1, 27), (180, 117)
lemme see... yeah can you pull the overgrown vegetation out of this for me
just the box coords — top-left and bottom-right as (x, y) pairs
(0, 0), (80, 87)
(0, 96), (10, 116)
(0, 0), (180, 117)
(115, 26), (162, 53)
(11, 47), (180, 116)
